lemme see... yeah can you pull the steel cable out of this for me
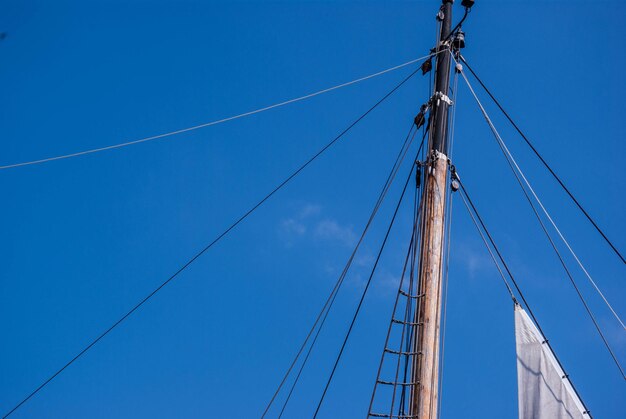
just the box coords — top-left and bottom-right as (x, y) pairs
(457, 66), (626, 377)
(3, 62), (426, 419)
(267, 125), (421, 418)
(456, 178), (594, 412)
(0, 54), (438, 171)
(459, 55), (625, 265)
(313, 158), (416, 418)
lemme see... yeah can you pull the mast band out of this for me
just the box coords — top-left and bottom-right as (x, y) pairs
(432, 91), (453, 106)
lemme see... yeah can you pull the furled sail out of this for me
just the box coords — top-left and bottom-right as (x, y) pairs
(514, 304), (589, 418)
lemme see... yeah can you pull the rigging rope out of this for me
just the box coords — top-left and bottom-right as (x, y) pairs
(458, 189), (516, 299)
(2, 63), (425, 419)
(457, 64), (626, 379)
(391, 122), (431, 417)
(266, 125), (424, 418)
(458, 65), (625, 331)
(459, 55), (625, 266)
(263, 123), (415, 418)
(0, 53), (438, 171)
(455, 177), (594, 412)
(392, 190), (422, 418)
(288, 133), (426, 419)
(436, 59), (460, 419)
(313, 160), (416, 418)
(441, 6), (469, 43)
(366, 131), (426, 417)
(367, 195), (420, 418)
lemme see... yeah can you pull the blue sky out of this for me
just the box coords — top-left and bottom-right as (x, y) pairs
(1, 1), (624, 418)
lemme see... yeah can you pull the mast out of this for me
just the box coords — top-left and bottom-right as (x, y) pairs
(409, 1), (455, 417)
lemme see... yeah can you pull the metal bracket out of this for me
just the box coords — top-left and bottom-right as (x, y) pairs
(432, 91), (453, 106)
(432, 150), (447, 161)
(437, 39), (452, 51)
(450, 164), (460, 181)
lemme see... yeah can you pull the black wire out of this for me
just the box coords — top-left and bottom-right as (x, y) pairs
(313, 159), (416, 418)
(270, 126), (422, 418)
(366, 135), (424, 416)
(398, 166), (424, 415)
(457, 180), (594, 413)
(488, 127), (626, 380)
(459, 55), (625, 265)
(262, 122), (414, 418)
(393, 181), (422, 416)
(398, 120), (430, 414)
(366, 131), (426, 416)
(442, 7), (469, 43)
(3, 61), (430, 419)
(461, 65), (626, 380)
(367, 215), (417, 416)
(458, 191), (516, 300)
(277, 130), (427, 418)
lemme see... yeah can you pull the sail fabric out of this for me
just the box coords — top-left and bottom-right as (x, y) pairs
(514, 304), (588, 419)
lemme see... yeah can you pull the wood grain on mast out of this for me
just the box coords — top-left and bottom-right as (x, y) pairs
(410, 1), (454, 418)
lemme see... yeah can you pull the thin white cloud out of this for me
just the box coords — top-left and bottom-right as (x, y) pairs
(314, 219), (357, 248)
(608, 321), (626, 350)
(298, 204), (321, 219)
(281, 218), (306, 236)
(375, 269), (402, 294)
(454, 241), (493, 279)
(278, 203), (321, 245)
(354, 253), (375, 268)
(279, 203), (358, 249)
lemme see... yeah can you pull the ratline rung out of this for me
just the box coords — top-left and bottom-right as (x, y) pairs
(369, 413), (419, 418)
(384, 348), (422, 356)
(399, 290), (423, 299)
(392, 318), (421, 326)
(376, 379), (420, 387)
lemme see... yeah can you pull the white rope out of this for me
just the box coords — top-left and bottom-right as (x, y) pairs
(0, 53), (436, 171)
(457, 62), (626, 330)
(437, 63), (459, 419)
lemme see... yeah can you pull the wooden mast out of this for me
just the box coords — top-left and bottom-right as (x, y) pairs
(410, 1), (454, 417)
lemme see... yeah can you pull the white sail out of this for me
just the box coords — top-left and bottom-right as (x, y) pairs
(514, 304), (589, 419)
